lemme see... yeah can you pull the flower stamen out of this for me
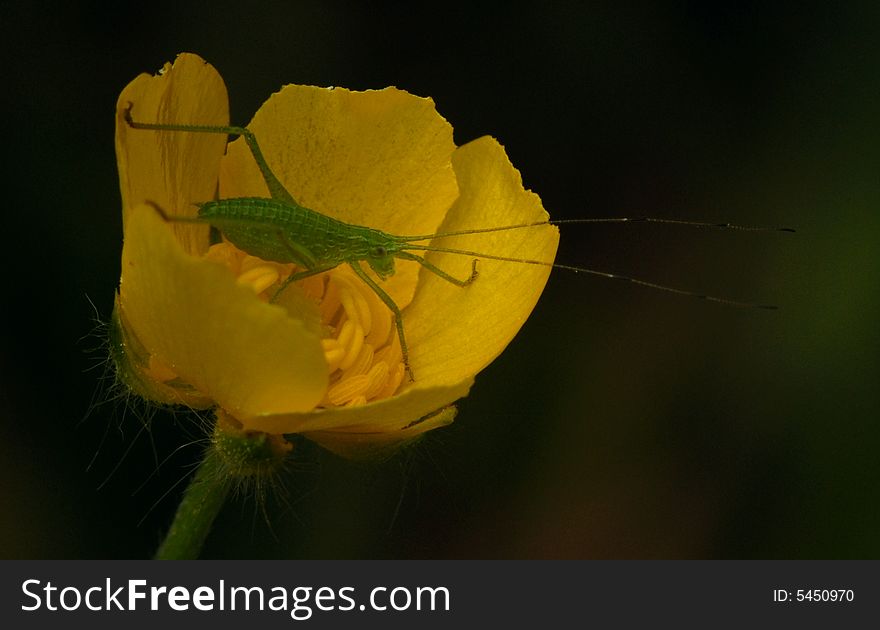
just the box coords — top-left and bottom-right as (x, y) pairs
(203, 242), (407, 407)
(236, 265), (280, 295)
(342, 342), (375, 378)
(327, 374), (370, 406)
(317, 269), (406, 406)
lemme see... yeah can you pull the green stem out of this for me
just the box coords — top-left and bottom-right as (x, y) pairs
(154, 444), (231, 560)
(153, 415), (290, 560)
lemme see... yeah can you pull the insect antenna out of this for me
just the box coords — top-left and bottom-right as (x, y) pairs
(397, 217), (794, 242)
(400, 216), (793, 309)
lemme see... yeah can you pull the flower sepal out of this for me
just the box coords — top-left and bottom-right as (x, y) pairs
(109, 294), (214, 408)
(154, 410), (292, 559)
(212, 409), (292, 480)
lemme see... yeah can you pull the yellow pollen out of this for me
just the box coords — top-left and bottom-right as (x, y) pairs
(336, 320), (356, 355)
(327, 374), (370, 406)
(311, 269), (407, 407)
(319, 278), (343, 323)
(339, 288), (360, 330)
(204, 242), (240, 269)
(236, 265), (280, 295)
(205, 243), (292, 299)
(364, 361), (390, 399)
(201, 242), (406, 408)
(338, 322), (365, 371)
(364, 295), (392, 347)
(374, 329), (402, 367)
(342, 342), (374, 378)
(338, 279), (372, 336)
(379, 362), (406, 399)
(321, 338), (346, 372)
(345, 395), (368, 407)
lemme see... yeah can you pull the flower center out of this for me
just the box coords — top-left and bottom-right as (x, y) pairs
(205, 242), (406, 407)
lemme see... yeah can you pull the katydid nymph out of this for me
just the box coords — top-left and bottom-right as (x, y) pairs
(124, 104), (792, 382)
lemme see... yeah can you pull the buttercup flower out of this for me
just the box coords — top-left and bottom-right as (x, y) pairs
(113, 53), (559, 459)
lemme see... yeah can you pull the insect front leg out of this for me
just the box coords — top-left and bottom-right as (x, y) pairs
(347, 261), (414, 382)
(270, 228), (327, 302)
(270, 266), (334, 303)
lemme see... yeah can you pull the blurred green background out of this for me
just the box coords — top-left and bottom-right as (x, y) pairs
(1, 1), (877, 558)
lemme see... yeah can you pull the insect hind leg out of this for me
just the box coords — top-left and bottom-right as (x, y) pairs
(124, 103), (296, 205)
(141, 200), (203, 224)
(142, 200), (172, 222)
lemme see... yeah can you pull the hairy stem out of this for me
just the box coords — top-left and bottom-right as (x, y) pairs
(154, 411), (291, 560)
(154, 444), (231, 560)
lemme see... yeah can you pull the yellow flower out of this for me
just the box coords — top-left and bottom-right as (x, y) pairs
(112, 53), (559, 458)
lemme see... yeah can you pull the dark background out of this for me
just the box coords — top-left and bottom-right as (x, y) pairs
(1, 1), (877, 558)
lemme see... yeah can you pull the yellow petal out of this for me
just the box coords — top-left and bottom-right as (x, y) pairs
(119, 204), (328, 418)
(218, 85), (458, 309)
(303, 406), (457, 460)
(239, 137), (557, 448)
(109, 294), (214, 408)
(405, 136), (560, 384)
(115, 53), (229, 256)
(242, 378), (472, 436)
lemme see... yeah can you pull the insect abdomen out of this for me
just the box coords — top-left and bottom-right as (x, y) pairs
(198, 197), (380, 268)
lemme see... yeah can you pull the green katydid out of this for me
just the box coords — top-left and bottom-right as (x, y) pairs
(124, 104), (792, 381)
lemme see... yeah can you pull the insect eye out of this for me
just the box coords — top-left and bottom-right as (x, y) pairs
(373, 245), (387, 257)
